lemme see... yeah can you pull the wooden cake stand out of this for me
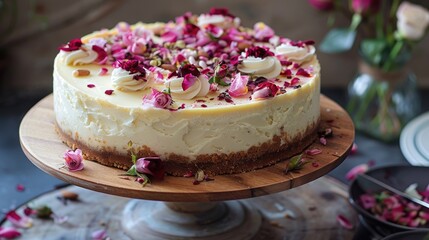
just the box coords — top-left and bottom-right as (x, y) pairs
(19, 95), (355, 240)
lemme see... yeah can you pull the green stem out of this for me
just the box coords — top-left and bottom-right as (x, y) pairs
(383, 40), (403, 71)
(390, 0), (400, 18)
(350, 13), (362, 31)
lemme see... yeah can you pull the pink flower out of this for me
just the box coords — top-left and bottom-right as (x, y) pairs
(359, 194), (376, 209)
(209, 8), (235, 18)
(135, 157), (165, 180)
(59, 38), (83, 52)
(205, 24), (224, 38)
(6, 210), (33, 228)
(142, 89), (172, 109)
(351, 0), (380, 14)
(245, 46), (275, 59)
(161, 31), (178, 43)
(229, 73), (249, 97)
(254, 22), (274, 41)
(396, 1), (429, 40)
(0, 227), (21, 239)
(308, 0), (334, 11)
(252, 82), (280, 100)
(63, 149), (84, 172)
(345, 163), (369, 181)
(92, 229), (108, 240)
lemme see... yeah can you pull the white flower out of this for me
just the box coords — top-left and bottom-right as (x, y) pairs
(396, 1), (429, 40)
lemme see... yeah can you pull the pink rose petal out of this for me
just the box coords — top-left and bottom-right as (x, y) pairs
(229, 73), (249, 97)
(16, 184), (25, 192)
(305, 148), (322, 156)
(92, 229), (108, 240)
(0, 227), (21, 239)
(6, 210), (33, 228)
(337, 214), (353, 230)
(345, 163), (369, 181)
(98, 68), (108, 76)
(319, 137), (327, 146)
(182, 74), (197, 91)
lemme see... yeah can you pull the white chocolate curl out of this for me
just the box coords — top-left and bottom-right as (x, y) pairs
(237, 56), (282, 79)
(111, 68), (149, 92)
(164, 75), (210, 100)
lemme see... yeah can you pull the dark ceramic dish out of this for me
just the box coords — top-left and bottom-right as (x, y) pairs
(349, 165), (429, 237)
(382, 230), (429, 240)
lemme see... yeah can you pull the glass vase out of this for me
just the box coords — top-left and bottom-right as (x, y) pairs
(346, 61), (421, 142)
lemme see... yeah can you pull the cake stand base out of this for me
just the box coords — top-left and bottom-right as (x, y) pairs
(122, 201), (261, 239)
(1, 177), (357, 240)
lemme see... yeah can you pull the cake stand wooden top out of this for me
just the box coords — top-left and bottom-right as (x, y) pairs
(19, 95), (354, 202)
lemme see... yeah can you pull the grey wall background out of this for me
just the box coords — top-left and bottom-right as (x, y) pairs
(0, 0), (428, 99)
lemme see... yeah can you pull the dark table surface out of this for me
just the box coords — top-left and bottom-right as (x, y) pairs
(1, 88), (428, 213)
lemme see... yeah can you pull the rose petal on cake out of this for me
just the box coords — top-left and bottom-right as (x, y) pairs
(296, 68), (311, 77)
(91, 45), (108, 64)
(104, 90), (114, 95)
(98, 68), (108, 76)
(229, 73), (249, 97)
(337, 214), (353, 230)
(59, 38), (83, 52)
(182, 74), (197, 91)
(161, 30), (178, 43)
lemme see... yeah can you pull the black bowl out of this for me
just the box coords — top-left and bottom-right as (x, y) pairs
(382, 230), (429, 240)
(349, 165), (429, 237)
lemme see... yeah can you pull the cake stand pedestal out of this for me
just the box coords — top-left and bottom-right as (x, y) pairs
(19, 95), (355, 240)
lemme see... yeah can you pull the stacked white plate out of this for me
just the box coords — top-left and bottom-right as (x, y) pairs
(400, 112), (429, 166)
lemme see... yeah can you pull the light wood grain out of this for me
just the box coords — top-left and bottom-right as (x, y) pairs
(0, 177), (358, 240)
(19, 95), (354, 202)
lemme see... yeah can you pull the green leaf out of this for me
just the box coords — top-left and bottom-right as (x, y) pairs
(319, 28), (357, 53)
(360, 39), (387, 66)
(209, 76), (230, 86)
(126, 165), (137, 176)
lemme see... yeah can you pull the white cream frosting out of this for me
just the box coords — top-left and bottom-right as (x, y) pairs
(164, 75), (210, 100)
(111, 68), (150, 92)
(53, 54), (320, 161)
(237, 56), (282, 79)
(61, 45), (98, 66)
(275, 43), (315, 64)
